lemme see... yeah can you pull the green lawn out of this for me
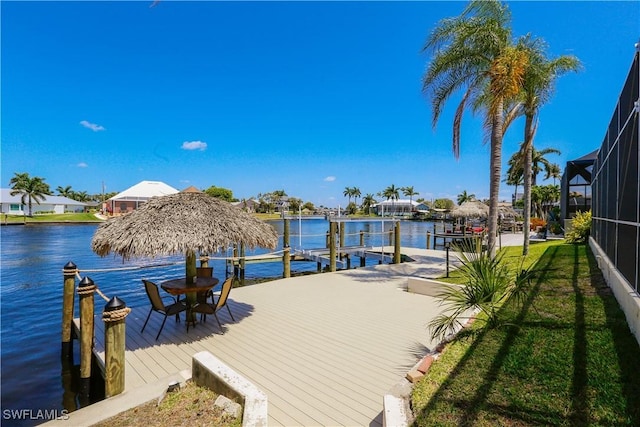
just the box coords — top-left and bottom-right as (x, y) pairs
(2, 212), (103, 223)
(412, 241), (640, 426)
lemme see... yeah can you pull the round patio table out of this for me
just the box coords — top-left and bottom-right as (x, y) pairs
(161, 277), (219, 327)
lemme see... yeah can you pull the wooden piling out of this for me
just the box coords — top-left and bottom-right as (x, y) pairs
(239, 243), (246, 285)
(359, 230), (364, 246)
(283, 219), (290, 248)
(426, 232), (431, 249)
(283, 247), (291, 278)
(61, 261), (77, 359)
(329, 222), (336, 272)
(339, 222), (345, 259)
(78, 276), (95, 399)
(393, 221), (401, 264)
(103, 296), (130, 398)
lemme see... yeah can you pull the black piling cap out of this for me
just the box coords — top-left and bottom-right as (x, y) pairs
(78, 276), (94, 288)
(64, 261), (77, 270)
(104, 296), (126, 312)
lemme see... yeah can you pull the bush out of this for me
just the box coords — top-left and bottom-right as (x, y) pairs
(565, 210), (591, 243)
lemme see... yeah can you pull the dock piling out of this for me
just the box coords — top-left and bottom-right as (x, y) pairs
(329, 222), (336, 272)
(61, 261), (77, 360)
(393, 222), (401, 264)
(103, 296), (130, 398)
(78, 276), (95, 400)
(283, 247), (291, 278)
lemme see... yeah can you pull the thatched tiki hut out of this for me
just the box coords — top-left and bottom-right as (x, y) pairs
(91, 192), (278, 280)
(450, 200), (489, 220)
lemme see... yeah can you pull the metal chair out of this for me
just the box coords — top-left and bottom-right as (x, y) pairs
(190, 277), (235, 333)
(140, 280), (187, 340)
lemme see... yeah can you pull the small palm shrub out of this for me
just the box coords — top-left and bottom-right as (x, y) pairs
(429, 242), (535, 341)
(565, 210), (591, 243)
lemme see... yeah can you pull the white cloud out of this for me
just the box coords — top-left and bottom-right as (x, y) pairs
(80, 120), (105, 132)
(77, 162), (88, 168)
(324, 176), (336, 182)
(181, 140), (207, 151)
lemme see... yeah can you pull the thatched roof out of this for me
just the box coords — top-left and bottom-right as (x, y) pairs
(450, 200), (489, 218)
(92, 192), (278, 259)
(498, 205), (518, 218)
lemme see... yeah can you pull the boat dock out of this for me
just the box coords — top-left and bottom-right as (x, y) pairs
(63, 247), (455, 426)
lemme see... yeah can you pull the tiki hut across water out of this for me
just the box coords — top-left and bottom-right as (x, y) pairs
(91, 191), (278, 279)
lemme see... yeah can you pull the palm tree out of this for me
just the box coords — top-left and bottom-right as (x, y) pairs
(546, 163), (562, 185)
(383, 184), (400, 216)
(361, 194), (376, 215)
(56, 185), (74, 198)
(352, 187), (361, 208)
(9, 172), (51, 216)
(505, 153), (524, 205)
(402, 186), (419, 211)
(514, 34), (580, 254)
(456, 190), (476, 205)
(422, 0), (528, 256)
(343, 187), (354, 204)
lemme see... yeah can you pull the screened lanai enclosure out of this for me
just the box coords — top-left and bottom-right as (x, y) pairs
(591, 45), (639, 294)
(560, 150), (596, 220)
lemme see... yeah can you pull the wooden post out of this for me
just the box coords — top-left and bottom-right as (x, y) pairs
(186, 251), (197, 283)
(346, 254), (351, 269)
(326, 231), (330, 248)
(78, 276), (95, 400)
(233, 244), (239, 278)
(426, 232), (431, 249)
(360, 255), (366, 267)
(62, 261), (77, 359)
(239, 243), (246, 286)
(339, 222), (345, 255)
(329, 222), (336, 272)
(200, 255), (209, 268)
(393, 221), (401, 264)
(283, 219), (290, 248)
(317, 262), (322, 273)
(359, 230), (364, 246)
(283, 247), (291, 278)
(103, 296), (130, 398)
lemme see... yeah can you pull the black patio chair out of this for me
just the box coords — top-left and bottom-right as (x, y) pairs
(190, 277), (235, 333)
(140, 279), (187, 340)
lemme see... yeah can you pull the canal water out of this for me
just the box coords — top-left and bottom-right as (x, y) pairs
(0, 218), (436, 426)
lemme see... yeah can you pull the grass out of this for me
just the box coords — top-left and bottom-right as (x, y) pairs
(92, 381), (242, 427)
(2, 212), (103, 223)
(412, 240), (640, 426)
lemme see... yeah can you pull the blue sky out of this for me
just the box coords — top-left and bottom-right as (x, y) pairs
(2, 1), (639, 207)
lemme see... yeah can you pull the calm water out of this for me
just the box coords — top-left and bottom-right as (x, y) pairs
(0, 218), (435, 426)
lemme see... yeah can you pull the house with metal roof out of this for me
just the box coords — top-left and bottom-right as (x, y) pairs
(0, 189), (87, 216)
(373, 199), (429, 217)
(106, 180), (179, 214)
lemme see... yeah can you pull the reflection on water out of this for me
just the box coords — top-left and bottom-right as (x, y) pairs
(0, 219), (435, 426)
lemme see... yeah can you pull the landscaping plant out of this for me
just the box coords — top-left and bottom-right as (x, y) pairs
(565, 210), (591, 243)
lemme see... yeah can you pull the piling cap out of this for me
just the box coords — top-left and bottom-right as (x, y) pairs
(104, 296), (127, 312)
(63, 261), (77, 270)
(78, 276), (94, 288)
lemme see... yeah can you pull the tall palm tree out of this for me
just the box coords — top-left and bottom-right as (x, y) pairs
(343, 187), (354, 204)
(9, 172), (51, 216)
(361, 193), (376, 215)
(383, 184), (400, 216)
(56, 185), (74, 198)
(402, 186), (419, 211)
(546, 163), (562, 185)
(456, 190), (476, 205)
(515, 35), (580, 254)
(422, 0), (528, 256)
(352, 187), (361, 208)
(505, 153), (524, 205)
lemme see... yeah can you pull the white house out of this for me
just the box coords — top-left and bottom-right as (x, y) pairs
(373, 199), (429, 217)
(107, 180), (179, 214)
(0, 189), (87, 215)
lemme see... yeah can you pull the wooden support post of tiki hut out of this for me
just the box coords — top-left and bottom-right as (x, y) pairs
(239, 243), (246, 286)
(62, 261), (77, 359)
(77, 276), (95, 399)
(103, 296), (130, 398)
(283, 219), (290, 248)
(283, 247), (291, 278)
(393, 221), (401, 264)
(329, 222), (336, 272)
